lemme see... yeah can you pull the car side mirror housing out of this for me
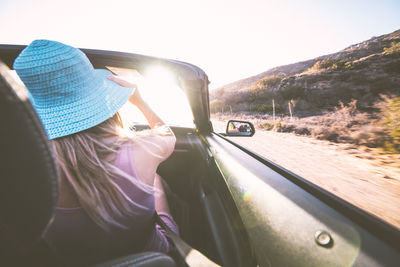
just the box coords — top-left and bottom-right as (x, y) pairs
(225, 120), (255, 137)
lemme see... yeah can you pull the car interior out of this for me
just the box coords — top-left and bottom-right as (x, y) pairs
(0, 48), (256, 266)
(1, 45), (399, 267)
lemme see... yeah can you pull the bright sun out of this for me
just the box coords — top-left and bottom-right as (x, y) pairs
(114, 66), (194, 128)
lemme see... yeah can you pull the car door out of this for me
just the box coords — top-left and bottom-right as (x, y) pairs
(203, 130), (400, 266)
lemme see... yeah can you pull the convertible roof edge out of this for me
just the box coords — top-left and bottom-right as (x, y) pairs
(0, 44), (212, 133)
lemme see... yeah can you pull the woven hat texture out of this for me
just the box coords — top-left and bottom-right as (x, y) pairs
(13, 40), (133, 139)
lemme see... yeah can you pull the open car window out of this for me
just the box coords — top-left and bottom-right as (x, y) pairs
(107, 66), (194, 128)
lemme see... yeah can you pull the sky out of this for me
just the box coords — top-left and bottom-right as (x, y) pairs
(1, 0), (400, 89)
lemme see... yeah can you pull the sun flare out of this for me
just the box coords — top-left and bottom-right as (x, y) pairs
(109, 66), (194, 128)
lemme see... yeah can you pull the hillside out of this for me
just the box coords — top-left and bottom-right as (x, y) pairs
(211, 29), (400, 115)
(211, 29), (400, 153)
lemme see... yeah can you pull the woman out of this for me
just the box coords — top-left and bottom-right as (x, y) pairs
(13, 40), (178, 266)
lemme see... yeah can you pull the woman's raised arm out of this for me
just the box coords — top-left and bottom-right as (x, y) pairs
(108, 75), (167, 130)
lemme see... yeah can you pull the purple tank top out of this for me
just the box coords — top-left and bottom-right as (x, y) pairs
(43, 142), (178, 266)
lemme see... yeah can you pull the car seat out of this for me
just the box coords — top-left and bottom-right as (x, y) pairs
(0, 61), (176, 267)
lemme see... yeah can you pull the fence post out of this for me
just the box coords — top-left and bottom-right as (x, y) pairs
(272, 99), (275, 121)
(288, 101), (293, 121)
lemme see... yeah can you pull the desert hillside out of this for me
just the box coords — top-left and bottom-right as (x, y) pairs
(211, 29), (400, 153)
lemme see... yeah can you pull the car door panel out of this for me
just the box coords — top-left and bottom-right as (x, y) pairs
(205, 134), (400, 267)
(158, 127), (256, 267)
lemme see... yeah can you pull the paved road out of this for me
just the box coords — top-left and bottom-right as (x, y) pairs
(212, 120), (400, 229)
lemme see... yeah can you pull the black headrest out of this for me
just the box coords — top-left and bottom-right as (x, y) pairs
(0, 61), (58, 246)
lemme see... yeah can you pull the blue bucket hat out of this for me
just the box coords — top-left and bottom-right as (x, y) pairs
(13, 40), (134, 139)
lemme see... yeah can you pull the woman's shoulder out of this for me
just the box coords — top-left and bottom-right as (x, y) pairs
(111, 127), (175, 186)
(129, 126), (176, 159)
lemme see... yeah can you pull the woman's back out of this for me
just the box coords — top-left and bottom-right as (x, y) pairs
(45, 134), (177, 266)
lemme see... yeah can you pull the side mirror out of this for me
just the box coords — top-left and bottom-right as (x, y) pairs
(225, 120), (255, 137)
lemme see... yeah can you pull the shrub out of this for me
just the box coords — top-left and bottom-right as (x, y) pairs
(248, 76), (281, 101)
(259, 122), (275, 130)
(383, 41), (400, 55)
(350, 126), (387, 147)
(249, 86), (270, 100)
(281, 85), (305, 100)
(381, 97), (400, 153)
(308, 59), (346, 72)
(344, 62), (352, 69)
(330, 61), (346, 70)
(252, 103), (281, 113)
(256, 75), (282, 89)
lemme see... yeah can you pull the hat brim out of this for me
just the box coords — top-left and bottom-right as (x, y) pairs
(33, 69), (134, 139)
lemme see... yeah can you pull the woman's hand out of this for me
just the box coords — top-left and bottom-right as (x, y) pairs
(108, 75), (165, 128)
(107, 75), (144, 106)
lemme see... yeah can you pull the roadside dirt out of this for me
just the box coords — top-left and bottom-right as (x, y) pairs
(212, 119), (400, 230)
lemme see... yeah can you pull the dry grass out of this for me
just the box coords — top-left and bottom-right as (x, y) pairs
(214, 100), (381, 144)
(212, 99), (400, 168)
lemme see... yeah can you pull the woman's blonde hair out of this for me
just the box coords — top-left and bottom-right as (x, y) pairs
(51, 113), (152, 231)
